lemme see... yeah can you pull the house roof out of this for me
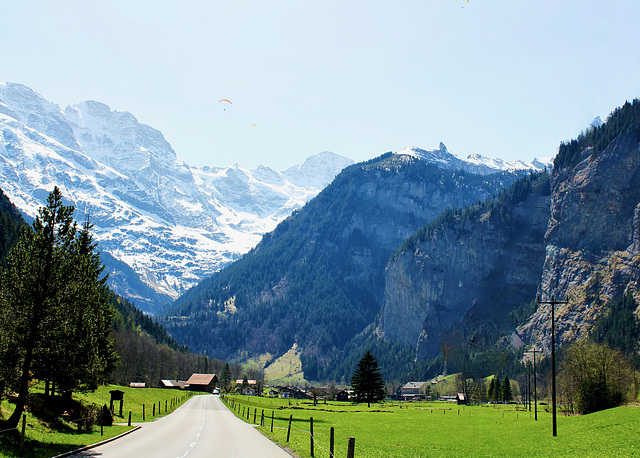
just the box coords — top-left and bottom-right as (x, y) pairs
(402, 381), (426, 390)
(161, 380), (189, 389)
(235, 379), (257, 385)
(187, 373), (218, 385)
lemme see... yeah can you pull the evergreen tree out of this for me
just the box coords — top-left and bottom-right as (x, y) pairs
(493, 376), (501, 403)
(0, 187), (117, 428)
(220, 362), (232, 392)
(487, 377), (496, 401)
(350, 350), (386, 407)
(501, 375), (512, 403)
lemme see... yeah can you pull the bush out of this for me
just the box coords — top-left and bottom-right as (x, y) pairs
(559, 341), (633, 415)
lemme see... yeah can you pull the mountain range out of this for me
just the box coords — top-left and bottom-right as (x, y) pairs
(164, 100), (640, 383)
(0, 82), (549, 316)
(0, 82), (352, 312)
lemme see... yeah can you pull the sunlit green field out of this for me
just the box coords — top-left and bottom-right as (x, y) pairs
(223, 395), (640, 457)
(0, 384), (195, 457)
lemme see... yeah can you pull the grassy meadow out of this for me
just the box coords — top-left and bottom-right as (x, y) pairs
(223, 395), (640, 457)
(0, 384), (195, 457)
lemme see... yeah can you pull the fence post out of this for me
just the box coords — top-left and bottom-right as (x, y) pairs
(253, 408), (257, 424)
(271, 411), (274, 432)
(261, 409), (264, 427)
(330, 427), (334, 457)
(310, 416), (314, 457)
(128, 411), (132, 427)
(347, 437), (356, 458)
(153, 403), (156, 416)
(143, 404), (146, 421)
(287, 414), (292, 442)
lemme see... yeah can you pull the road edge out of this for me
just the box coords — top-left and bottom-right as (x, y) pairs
(51, 425), (142, 457)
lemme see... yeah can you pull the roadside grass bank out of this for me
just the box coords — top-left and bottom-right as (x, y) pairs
(0, 384), (195, 457)
(222, 395), (640, 457)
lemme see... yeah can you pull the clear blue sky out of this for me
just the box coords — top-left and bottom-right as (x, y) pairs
(2, 1), (639, 170)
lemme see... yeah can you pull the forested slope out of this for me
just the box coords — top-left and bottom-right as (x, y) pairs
(164, 153), (526, 380)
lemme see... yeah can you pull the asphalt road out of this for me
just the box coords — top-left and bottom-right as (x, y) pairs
(73, 395), (292, 458)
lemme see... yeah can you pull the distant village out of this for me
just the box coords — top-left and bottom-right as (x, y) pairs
(132, 374), (469, 405)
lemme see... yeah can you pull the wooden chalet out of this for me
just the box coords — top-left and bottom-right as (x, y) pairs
(186, 373), (218, 393)
(401, 381), (428, 401)
(235, 379), (258, 396)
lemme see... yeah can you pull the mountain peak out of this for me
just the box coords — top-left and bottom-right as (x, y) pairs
(283, 151), (354, 188)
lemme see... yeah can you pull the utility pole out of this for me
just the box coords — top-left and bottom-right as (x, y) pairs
(527, 361), (531, 412)
(526, 346), (539, 421)
(537, 295), (567, 437)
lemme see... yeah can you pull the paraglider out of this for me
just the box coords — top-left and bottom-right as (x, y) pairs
(219, 99), (232, 111)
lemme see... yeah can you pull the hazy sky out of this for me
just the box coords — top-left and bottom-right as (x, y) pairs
(2, 1), (639, 170)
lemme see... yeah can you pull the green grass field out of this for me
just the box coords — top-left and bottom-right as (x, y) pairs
(223, 395), (640, 457)
(4, 386), (638, 457)
(0, 384), (196, 457)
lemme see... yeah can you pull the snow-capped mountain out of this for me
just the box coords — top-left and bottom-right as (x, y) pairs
(0, 82), (551, 314)
(397, 143), (552, 175)
(0, 82), (353, 312)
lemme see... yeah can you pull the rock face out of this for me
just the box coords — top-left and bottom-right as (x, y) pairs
(518, 130), (640, 355)
(379, 174), (551, 360)
(379, 100), (640, 367)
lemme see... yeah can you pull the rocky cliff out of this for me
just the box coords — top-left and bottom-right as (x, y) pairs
(379, 99), (640, 370)
(518, 106), (640, 355)
(379, 173), (551, 362)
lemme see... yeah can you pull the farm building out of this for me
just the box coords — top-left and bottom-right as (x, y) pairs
(235, 379), (258, 396)
(401, 381), (429, 401)
(186, 373), (218, 393)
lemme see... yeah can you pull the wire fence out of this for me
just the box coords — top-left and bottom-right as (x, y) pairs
(223, 396), (388, 457)
(0, 426), (17, 435)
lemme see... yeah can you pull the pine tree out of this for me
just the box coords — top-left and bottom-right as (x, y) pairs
(0, 188), (117, 428)
(220, 362), (232, 392)
(502, 375), (513, 403)
(487, 377), (496, 401)
(350, 350), (386, 407)
(493, 376), (501, 403)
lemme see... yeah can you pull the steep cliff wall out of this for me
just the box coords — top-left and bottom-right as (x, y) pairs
(518, 130), (640, 354)
(380, 174), (551, 359)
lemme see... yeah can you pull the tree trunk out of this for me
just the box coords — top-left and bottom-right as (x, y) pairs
(1, 341), (35, 429)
